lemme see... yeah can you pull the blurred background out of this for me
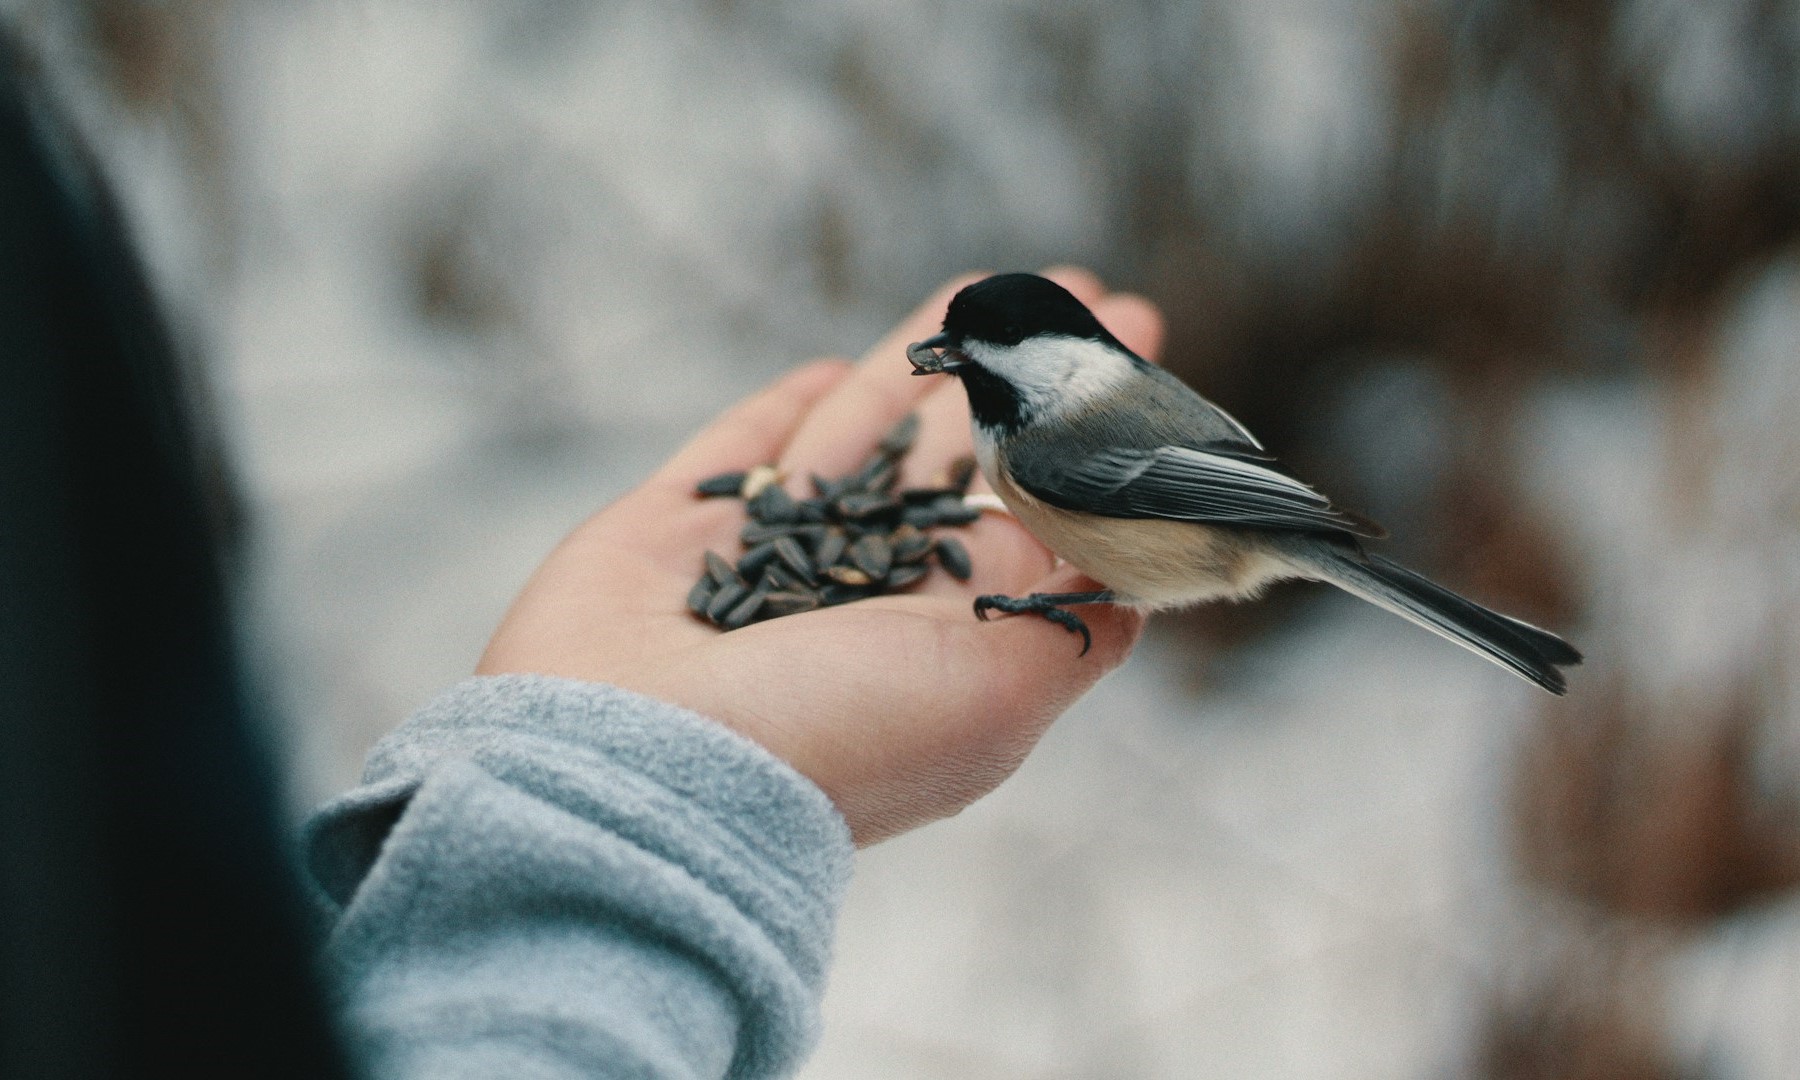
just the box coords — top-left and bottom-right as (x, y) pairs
(8, 0), (1800, 1075)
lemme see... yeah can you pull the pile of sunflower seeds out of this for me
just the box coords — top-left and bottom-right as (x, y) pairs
(687, 413), (979, 630)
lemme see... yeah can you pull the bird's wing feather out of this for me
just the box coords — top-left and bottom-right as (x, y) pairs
(1013, 444), (1385, 537)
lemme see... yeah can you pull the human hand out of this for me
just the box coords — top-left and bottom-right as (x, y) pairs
(476, 269), (1166, 844)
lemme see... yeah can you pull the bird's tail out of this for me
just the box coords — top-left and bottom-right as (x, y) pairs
(1308, 547), (1582, 695)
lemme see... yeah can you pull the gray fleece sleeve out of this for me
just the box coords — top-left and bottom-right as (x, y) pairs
(302, 675), (854, 1080)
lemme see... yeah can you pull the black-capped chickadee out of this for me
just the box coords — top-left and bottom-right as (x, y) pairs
(907, 272), (1581, 694)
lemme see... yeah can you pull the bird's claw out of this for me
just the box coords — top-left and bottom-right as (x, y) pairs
(972, 593), (1095, 656)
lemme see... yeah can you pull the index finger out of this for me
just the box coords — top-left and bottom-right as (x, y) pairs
(776, 273), (986, 482)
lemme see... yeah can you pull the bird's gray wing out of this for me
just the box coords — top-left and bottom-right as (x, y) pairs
(1012, 443), (1385, 537)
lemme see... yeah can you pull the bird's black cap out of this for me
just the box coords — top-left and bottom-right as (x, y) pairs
(941, 272), (1121, 349)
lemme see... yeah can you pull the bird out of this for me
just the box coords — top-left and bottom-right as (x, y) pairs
(905, 272), (1581, 694)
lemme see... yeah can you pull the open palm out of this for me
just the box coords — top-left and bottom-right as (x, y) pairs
(478, 269), (1166, 843)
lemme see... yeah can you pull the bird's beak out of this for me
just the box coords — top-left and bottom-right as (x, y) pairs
(906, 333), (966, 376)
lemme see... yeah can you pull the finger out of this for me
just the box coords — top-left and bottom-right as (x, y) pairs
(618, 359), (851, 564)
(777, 273), (985, 482)
(1038, 263), (1107, 305)
(1095, 292), (1166, 362)
(877, 569), (1144, 789)
(653, 358), (852, 487)
(897, 377), (976, 488)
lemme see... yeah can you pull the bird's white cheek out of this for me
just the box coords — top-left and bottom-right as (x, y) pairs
(971, 426), (1004, 488)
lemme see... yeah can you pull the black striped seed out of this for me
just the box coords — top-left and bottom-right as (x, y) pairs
(773, 535), (815, 580)
(849, 534), (893, 579)
(934, 536), (972, 581)
(687, 409), (982, 628)
(761, 591), (821, 617)
(686, 577), (716, 617)
(695, 471), (748, 497)
(720, 587), (767, 630)
(705, 581), (750, 624)
(886, 564), (928, 589)
(813, 527), (849, 571)
(704, 551), (739, 588)
(736, 541), (781, 579)
(879, 413), (920, 457)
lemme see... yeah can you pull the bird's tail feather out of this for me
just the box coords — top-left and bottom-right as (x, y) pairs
(1311, 549), (1582, 695)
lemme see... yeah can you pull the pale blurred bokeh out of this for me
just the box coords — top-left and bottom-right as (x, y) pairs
(11, 1), (1800, 1075)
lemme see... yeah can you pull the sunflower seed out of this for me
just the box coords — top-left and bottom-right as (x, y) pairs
(849, 534), (893, 579)
(705, 580), (750, 623)
(773, 535), (815, 579)
(813, 527), (849, 570)
(685, 409), (983, 628)
(721, 587), (767, 630)
(934, 536), (972, 581)
(945, 456), (977, 493)
(879, 413), (920, 457)
(761, 590), (821, 617)
(890, 525), (933, 563)
(825, 565), (874, 587)
(885, 563), (928, 589)
(704, 551), (739, 588)
(737, 541), (781, 579)
(819, 582), (875, 605)
(902, 485), (960, 504)
(686, 577), (716, 616)
(849, 455), (898, 494)
(930, 496), (982, 526)
(748, 483), (799, 524)
(762, 563), (809, 592)
(901, 504), (941, 528)
(740, 464), (784, 500)
(740, 521), (794, 545)
(836, 491), (900, 520)
(695, 471), (748, 497)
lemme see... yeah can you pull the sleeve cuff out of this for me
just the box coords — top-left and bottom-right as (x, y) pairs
(303, 674), (855, 1076)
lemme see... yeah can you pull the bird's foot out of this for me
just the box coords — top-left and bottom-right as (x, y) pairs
(972, 590), (1116, 656)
